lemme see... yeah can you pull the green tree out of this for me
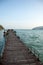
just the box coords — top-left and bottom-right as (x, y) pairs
(0, 25), (4, 30)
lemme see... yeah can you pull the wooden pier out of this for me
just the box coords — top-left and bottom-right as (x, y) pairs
(1, 30), (43, 65)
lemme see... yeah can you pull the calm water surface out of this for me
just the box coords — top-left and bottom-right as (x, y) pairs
(15, 29), (43, 62)
(0, 30), (5, 57)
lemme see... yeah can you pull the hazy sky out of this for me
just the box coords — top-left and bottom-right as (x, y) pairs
(0, 0), (43, 29)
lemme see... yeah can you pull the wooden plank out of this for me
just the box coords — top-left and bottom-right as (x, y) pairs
(1, 30), (42, 65)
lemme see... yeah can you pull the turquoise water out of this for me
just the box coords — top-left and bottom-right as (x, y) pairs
(0, 30), (5, 57)
(15, 29), (43, 63)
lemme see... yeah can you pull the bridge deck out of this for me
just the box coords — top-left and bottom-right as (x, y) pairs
(1, 30), (42, 65)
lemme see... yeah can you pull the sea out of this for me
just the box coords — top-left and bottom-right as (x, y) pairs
(15, 29), (43, 63)
(0, 30), (5, 57)
(0, 29), (43, 63)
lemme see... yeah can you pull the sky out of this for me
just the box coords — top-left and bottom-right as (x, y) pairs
(0, 0), (43, 29)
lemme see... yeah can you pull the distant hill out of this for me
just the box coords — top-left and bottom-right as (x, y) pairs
(32, 26), (43, 30)
(0, 25), (4, 30)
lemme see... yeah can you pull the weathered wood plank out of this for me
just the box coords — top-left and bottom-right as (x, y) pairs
(1, 30), (42, 65)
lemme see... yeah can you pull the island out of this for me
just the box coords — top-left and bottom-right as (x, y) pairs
(32, 26), (43, 30)
(0, 25), (4, 30)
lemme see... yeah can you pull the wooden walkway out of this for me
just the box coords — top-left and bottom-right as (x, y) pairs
(1, 30), (43, 65)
